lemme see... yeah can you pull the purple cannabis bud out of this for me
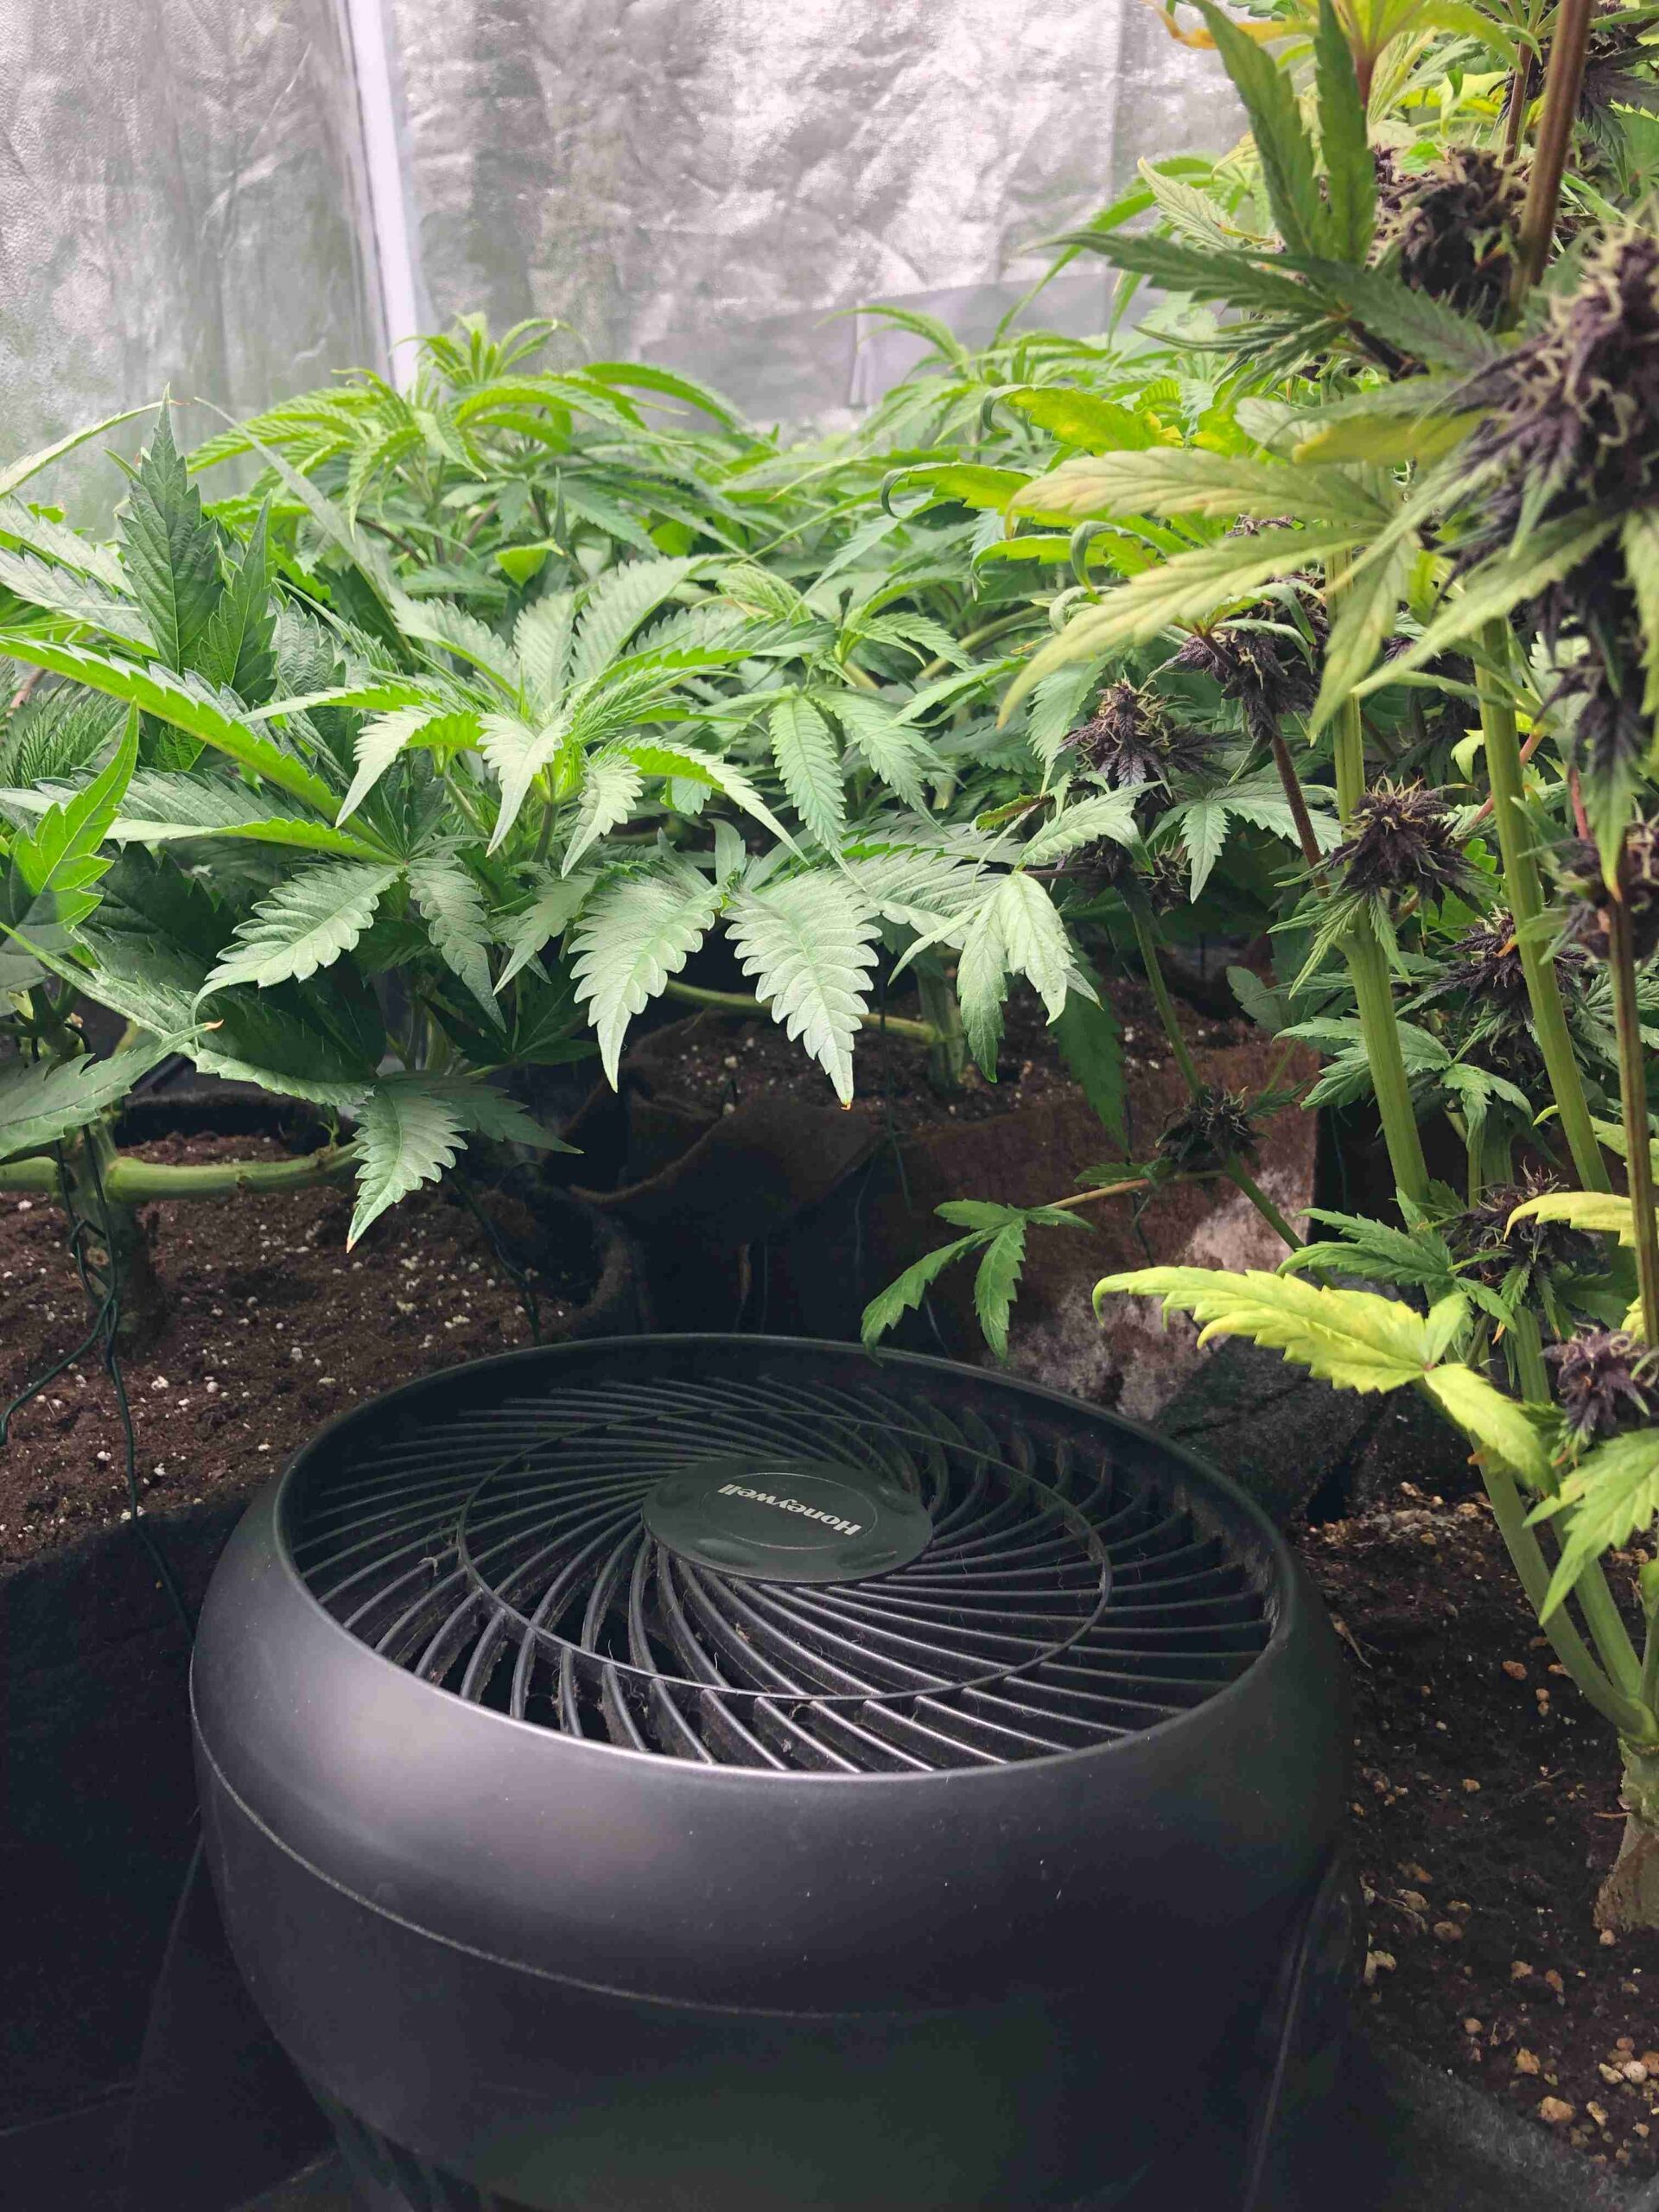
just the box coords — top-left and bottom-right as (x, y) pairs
(1548, 1326), (1659, 1441)
(1155, 1085), (1259, 1173)
(1332, 780), (1474, 903)
(1558, 818), (1659, 959)
(1432, 909), (1588, 1018)
(1456, 229), (1659, 567)
(1372, 146), (1524, 326)
(1449, 1170), (1599, 1288)
(1066, 837), (1188, 911)
(1070, 679), (1219, 790)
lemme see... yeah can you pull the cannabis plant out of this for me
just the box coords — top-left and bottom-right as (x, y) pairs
(858, 0), (1659, 1931)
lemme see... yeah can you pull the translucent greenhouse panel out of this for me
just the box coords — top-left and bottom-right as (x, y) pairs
(385, 0), (1237, 418)
(0, 0), (380, 518)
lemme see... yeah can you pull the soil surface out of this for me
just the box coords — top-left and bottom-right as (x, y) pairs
(647, 978), (1248, 1137)
(0, 1134), (586, 1569)
(1304, 1484), (1659, 2179)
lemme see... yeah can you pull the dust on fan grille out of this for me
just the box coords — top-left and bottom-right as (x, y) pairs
(289, 1373), (1270, 1774)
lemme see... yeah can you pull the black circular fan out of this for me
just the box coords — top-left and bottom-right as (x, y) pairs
(291, 1363), (1271, 1775)
(194, 1338), (1348, 2212)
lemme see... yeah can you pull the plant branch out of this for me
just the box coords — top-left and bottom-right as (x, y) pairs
(1610, 896), (1659, 1343)
(661, 977), (940, 1046)
(1514, 0), (1595, 296)
(1330, 668), (1431, 1206)
(1470, 1433), (1652, 1738)
(1476, 623), (1612, 1191)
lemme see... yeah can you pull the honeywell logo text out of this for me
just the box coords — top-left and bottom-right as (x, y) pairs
(718, 1483), (864, 1536)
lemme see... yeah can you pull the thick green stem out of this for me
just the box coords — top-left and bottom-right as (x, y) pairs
(0, 1154), (64, 1193)
(1470, 1431), (1650, 1738)
(662, 977), (939, 1047)
(1224, 1161), (1303, 1250)
(1331, 647), (1432, 1207)
(1477, 626), (1611, 1192)
(97, 1146), (354, 1204)
(1609, 897), (1659, 1343)
(1128, 902), (1200, 1090)
(913, 961), (968, 1090)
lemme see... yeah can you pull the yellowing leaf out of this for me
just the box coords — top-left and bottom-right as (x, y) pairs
(1507, 1191), (1637, 1243)
(1420, 1365), (1552, 1492)
(1093, 1266), (1447, 1391)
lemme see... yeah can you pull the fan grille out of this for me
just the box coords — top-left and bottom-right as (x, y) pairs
(287, 1359), (1273, 1774)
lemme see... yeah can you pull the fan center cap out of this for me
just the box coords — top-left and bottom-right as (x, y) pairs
(643, 1459), (933, 1584)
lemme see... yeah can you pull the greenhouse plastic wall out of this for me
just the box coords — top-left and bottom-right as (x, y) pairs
(0, 0), (1233, 510)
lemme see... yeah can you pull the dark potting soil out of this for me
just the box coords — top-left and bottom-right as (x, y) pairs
(1303, 1487), (1659, 2179)
(654, 976), (1247, 1135)
(0, 1134), (587, 1569)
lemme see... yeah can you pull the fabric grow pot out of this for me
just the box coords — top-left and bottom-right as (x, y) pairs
(191, 1337), (1349, 2212)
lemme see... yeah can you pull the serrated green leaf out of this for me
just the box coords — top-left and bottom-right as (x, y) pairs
(823, 690), (937, 810)
(1623, 508), (1659, 722)
(769, 694), (843, 849)
(1195, 0), (1329, 258)
(408, 858), (499, 1018)
(1529, 1430), (1659, 1620)
(1310, 534), (1416, 733)
(993, 387), (1151, 452)
(726, 874), (880, 1103)
(0, 633), (341, 815)
(496, 868), (598, 990)
(196, 501), (276, 702)
(337, 704), (465, 823)
(860, 1231), (983, 1345)
(974, 1221), (1030, 1360)
(570, 861), (724, 1084)
(7, 709), (137, 926)
(118, 406), (223, 673)
(1356, 513), (1620, 694)
(1020, 788), (1140, 867)
(565, 750), (645, 874)
(347, 1080), (468, 1248)
(201, 861), (399, 995)
(1012, 450), (1385, 531)
(569, 557), (700, 686)
(883, 463), (1028, 515)
(514, 590), (575, 716)
(1003, 524), (1361, 714)
(1314, 0), (1375, 263)
(1507, 1190), (1637, 1241)
(0, 404), (156, 504)
(0, 546), (154, 645)
(0, 1042), (172, 1163)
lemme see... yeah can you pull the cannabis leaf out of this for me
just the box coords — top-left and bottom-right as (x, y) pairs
(726, 873), (880, 1103)
(118, 406), (222, 673)
(201, 861), (400, 995)
(570, 860), (724, 1084)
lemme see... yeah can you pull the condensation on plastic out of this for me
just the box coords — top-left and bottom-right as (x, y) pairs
(385, 0), (1238, 421)
(0, 0), (379, 520)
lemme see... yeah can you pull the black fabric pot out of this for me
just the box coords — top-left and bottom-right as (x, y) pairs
(0, 1144), (643, 2212)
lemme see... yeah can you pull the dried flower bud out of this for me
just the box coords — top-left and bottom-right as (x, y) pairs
(1548, 1328), (1659, 1442)
(1332, 780), (1474, 903)
(1373, 147), (1524, 326)
(1070, 679), (1219, 789)
(1557, 819), (1659, 959)
(1155, 1084), (1259, 1174)
(1449, 1171), (1599, 1288)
